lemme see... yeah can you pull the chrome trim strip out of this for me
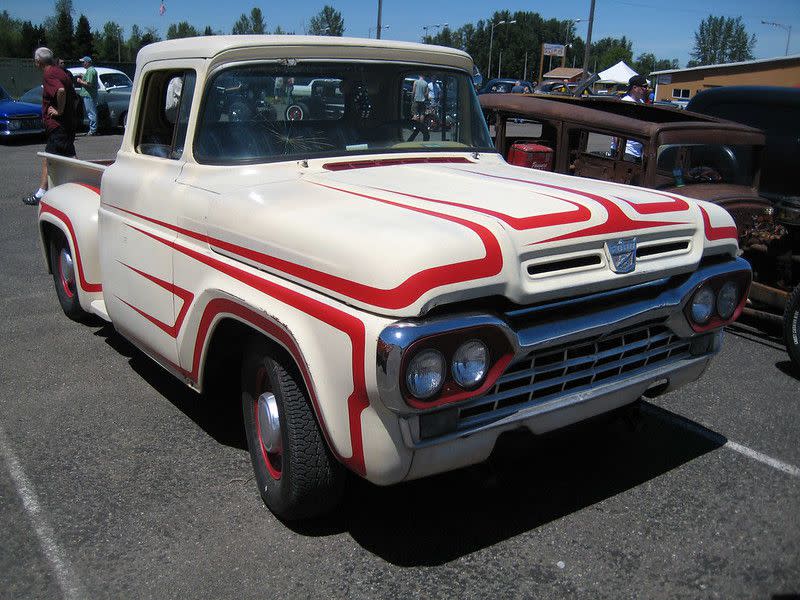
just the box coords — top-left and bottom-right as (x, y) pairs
(401, 354), (712, 449)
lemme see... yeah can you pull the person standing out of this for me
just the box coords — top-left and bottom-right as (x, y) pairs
(411, 74), (428, 120)
(23, 47), (77, 206)
(619, 74), (648, 160)
(75, 56), (99, 135)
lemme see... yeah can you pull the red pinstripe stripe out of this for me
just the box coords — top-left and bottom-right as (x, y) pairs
(39, 202), (103, 293)
(104, 182), (504, 309)
(117, 263), (194, 338)
(699, 206), (738, 241)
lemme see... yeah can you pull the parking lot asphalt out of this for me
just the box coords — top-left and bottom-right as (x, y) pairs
(0, 133), (798, 599)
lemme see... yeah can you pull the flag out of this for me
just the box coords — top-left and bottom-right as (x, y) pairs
(159, 1), (166, 16)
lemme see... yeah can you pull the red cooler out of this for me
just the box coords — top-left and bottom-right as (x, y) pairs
(507, 142), (554, 171)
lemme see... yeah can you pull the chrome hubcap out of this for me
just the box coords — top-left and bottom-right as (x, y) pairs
(257, 392), (282, 454)
(59, 248), (75, 288)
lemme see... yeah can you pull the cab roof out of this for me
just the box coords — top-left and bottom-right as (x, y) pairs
(136, 35), (473, 72)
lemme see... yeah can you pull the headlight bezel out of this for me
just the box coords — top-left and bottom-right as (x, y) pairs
(684, 271), (750, 332)
(399, 325), (512, 408)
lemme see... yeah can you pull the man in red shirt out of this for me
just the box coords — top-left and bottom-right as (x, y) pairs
(23, 47), (78, 206)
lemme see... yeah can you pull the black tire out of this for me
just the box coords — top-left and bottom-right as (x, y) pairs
(49, 230), (87, 321)
(241, 336), (344, 520)
(783, 284), (800, 371)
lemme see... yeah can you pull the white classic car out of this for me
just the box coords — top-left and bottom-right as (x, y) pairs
(36, 36), (750, 520)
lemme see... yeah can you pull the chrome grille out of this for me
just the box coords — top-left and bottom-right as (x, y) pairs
(457, 323), (691, 428)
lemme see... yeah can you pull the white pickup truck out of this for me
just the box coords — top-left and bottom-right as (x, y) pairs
(37, 36), (750, 519)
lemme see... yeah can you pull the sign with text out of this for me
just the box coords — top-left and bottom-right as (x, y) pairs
(543, 43), (566, 57)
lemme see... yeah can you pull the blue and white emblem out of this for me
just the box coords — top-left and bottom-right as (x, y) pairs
(605, 237), (637, 274)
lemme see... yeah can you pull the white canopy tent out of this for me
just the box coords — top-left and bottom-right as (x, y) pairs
(597, 61), (640, 84)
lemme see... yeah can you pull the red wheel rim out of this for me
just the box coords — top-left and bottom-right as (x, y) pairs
(254, 367), (282, 479)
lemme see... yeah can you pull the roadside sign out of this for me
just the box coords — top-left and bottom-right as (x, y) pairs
(543, 43), (566, 57)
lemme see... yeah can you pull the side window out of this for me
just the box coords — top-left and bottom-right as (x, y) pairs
(135, 69), (196, 159)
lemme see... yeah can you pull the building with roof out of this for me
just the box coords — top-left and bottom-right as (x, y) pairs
(541, 67), (584, 83)
(651, 54), (800, 104)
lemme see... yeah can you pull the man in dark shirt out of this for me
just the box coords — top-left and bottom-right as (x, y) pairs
(23, 47), (78, 206)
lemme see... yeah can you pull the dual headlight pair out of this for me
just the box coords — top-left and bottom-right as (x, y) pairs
(405, 339), (489, 400)
(689, 280), (740, 325)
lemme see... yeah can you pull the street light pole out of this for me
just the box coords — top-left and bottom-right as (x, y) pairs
(376, 0), (383, 39)
(762, 20), (792, 55)
(421, 23), (448, 42)
(565, 19), (582, 68)
(487, 19), (516, 80)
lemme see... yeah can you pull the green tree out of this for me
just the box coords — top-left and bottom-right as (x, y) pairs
(167, 21), (199, 39)
(21, 21), (48, 58)
(74, 14), (93, 58)
(635, 53), (678, 75)
(0, 11), (22, 57)
(51, 0), (74, 61)
(232, 13), (251, 34)
(691, 15), (756, 66)
(250, 7), (266, 34)
(138, 27), (161, 49)
(203, 25), (214, 36)
(96, 21), (123, 62)
(308, 5), (344, 36)
(591, 36), (633, 73)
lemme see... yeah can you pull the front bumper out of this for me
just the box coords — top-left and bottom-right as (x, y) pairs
(0, 117), (45, 137)
(377, 257), (749, 456)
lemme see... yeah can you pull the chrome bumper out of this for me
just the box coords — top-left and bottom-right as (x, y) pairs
(377, 257), (749, 449)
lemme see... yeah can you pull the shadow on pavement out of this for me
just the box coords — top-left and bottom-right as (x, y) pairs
(94, 325), (726, 567)
(97, 324), (247, 450)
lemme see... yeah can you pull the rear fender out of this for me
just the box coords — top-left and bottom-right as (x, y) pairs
(38, 183), (103, 312)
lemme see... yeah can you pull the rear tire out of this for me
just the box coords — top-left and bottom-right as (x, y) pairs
(241, 336), (344, 520)
(783, 284), (800, 371)
(49, 230), (87, 321)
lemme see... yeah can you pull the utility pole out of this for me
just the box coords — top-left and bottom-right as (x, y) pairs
(376, 0), (383, 39)
(580, 0), (596, 81)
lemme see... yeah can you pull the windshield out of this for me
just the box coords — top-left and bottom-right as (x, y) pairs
(0, 86), (9, 101)
(100, 72), (132, 89)
(194, 62), (494, 164)
(656, 143), (756, 187)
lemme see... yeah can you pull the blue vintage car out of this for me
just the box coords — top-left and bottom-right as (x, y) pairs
(0, 84), (44, 138)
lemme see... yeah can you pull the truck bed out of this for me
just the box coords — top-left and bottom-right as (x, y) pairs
(38, 152), (112, 190)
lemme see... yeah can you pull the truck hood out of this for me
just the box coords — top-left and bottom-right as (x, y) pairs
(200, 155), (738, 317)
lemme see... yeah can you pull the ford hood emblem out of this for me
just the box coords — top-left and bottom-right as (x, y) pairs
(605, 237), (637, 274)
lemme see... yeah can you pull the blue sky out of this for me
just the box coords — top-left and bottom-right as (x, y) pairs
(4, 0), (799, 66)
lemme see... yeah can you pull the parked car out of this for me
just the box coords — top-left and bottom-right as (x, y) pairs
(20, 66), (132, 130)
(0, 84), (44, 138)
(688, 86), (800, 369)
(37, 35), (749, 521)
(480, 93), (771, 233)
(478, 78), (535, 94)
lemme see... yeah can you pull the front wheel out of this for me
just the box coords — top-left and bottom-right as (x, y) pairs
(241, 336), (344, 520)
(783, 284), (800, 371)
(49, 230), (87, 321)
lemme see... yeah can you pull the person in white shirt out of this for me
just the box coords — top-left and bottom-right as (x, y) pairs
(619, 74), (648, 160)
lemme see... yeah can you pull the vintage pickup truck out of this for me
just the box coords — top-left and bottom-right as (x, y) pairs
(36, 36), (750, 520)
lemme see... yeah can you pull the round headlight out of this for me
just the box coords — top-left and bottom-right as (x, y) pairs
(716, 281), (739, 320)
(452, 340), (489, 388)
(691, 287), (716, 324)
(405, 349), (445, 400)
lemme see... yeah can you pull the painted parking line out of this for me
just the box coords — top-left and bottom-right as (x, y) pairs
(641, 403), (800, 479)
(0, 425), (85, 600)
